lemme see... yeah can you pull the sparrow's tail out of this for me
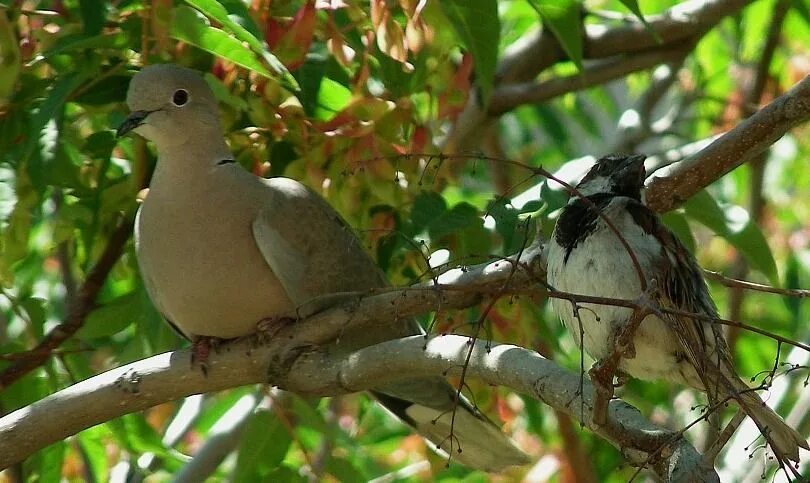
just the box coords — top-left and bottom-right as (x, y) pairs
(737, 389), (808, 462)
(371, 378), (530, 472)
(721, 369), (808, 463)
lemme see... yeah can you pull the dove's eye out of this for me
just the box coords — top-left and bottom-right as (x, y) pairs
(172, 89), (189, 106)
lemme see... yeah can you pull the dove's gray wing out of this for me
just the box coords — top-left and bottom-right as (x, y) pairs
(252, 177), (529, 471)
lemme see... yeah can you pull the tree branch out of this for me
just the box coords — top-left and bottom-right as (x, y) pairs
(445, 0), (753, 152)
(497, 0), (752, 83)
(645, 74), (810, 212)
(0, 215), (135, 391)
(0, 333), (718, 481)
(488, 44), (695, 115)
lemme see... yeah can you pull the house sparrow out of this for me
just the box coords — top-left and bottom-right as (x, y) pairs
(546, 154), (808, 464)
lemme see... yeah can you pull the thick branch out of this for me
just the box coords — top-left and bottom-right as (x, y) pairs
(497, 0), (752, 84)
(0, 333), (717, 480)
(489, 45), (693, 115)
(446, 0), (752, 152)
(645, 74), (810, 212)
(309, 336), (717, 481)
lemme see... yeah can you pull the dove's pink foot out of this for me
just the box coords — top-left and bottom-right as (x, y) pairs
(191, 336), (221, 375)
(255, 316), (296, 344)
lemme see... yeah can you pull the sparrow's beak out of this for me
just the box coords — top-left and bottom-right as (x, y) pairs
(625, 154), (647, 171)
(116, 110), (153, 138)
(625, 154), (647, 181)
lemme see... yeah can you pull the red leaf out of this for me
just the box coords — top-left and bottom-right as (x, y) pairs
(265, 2), (317, 70)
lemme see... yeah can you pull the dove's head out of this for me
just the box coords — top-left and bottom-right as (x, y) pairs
(575, 153), (647, 200)
(117, 64), (223, 149)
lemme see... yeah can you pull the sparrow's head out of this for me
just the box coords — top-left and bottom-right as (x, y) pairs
(575, 153), (647, 200)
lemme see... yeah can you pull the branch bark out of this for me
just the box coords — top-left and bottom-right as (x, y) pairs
(644, 74), (810, 212)
(0, 332), (718, 481)
(489, 44), (695, 115)
(497, 0), (752, 84)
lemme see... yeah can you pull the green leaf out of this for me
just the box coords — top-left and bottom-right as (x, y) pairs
(782, 253), (802, 330)
(411, 191), (447, 232)
(534, 105), (570, 148)
(23, 440), (66, 482)
(487, 196), (520, 252)
(37, 33), (128, 64)
(185, 0), (264, 53)
(78, 426), (111, 483)
(429, 202), (479, 241)
(0, 11), (20, 103)
(23, 71), (91, 163)
(794, 0), (810, 26)
(684, 190), (778, 284)
(439, 0), (500, 103)
(615, 0), (657, 38)
(172, 6), (274, 80)
(79, 0), (106, 35)
(527, 0), (583, 69)
(265, 466), (306, 482)
(234, 410), (293, 482)
(660, 211), (695, 253)
(183, 0), (298, 90)
(73, 75), (130, 106)
(20, 297), (47, 334)
(1, 170), (36, 283)
(106, 413), (168, 455)
(314, 77), (352, 121)
(205, 72), (248, 110)
(325, 457), (367, 481)
(79, 0), (108, 35)
(78, 290), (140, 339)
(218, 0), (263, 39)
(455, 221), (492, 260)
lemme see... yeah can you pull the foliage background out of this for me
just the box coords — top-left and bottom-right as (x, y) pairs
(0, 0), (809, 481)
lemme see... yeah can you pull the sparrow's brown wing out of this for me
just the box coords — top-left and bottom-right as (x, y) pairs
(625, 199), (808, 463)
(624, 200), (732, 401)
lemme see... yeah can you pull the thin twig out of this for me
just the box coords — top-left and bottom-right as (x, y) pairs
(705, 271), (810, 298)
(0, 215), (135, 391)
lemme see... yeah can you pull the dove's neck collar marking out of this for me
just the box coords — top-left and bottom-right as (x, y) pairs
(217, 159), (236, 166)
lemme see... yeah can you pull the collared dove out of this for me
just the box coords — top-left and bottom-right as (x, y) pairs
(117, 64), (529, 472)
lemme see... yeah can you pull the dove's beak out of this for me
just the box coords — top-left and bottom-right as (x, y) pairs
(116, 110), (153, 138)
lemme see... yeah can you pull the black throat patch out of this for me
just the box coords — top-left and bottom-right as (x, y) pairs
(554, 193), (615, 263)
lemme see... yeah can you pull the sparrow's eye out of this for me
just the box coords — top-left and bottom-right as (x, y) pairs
(172, 89), (189, 106)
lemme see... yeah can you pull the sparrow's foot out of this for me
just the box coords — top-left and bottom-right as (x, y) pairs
(255, 316), (296, 345)
(614, 370), (630, 388)
(191, 336), (222, 375)
(589, 356), (620, 426)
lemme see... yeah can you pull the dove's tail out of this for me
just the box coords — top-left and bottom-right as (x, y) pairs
(372, 380), (530, 472)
